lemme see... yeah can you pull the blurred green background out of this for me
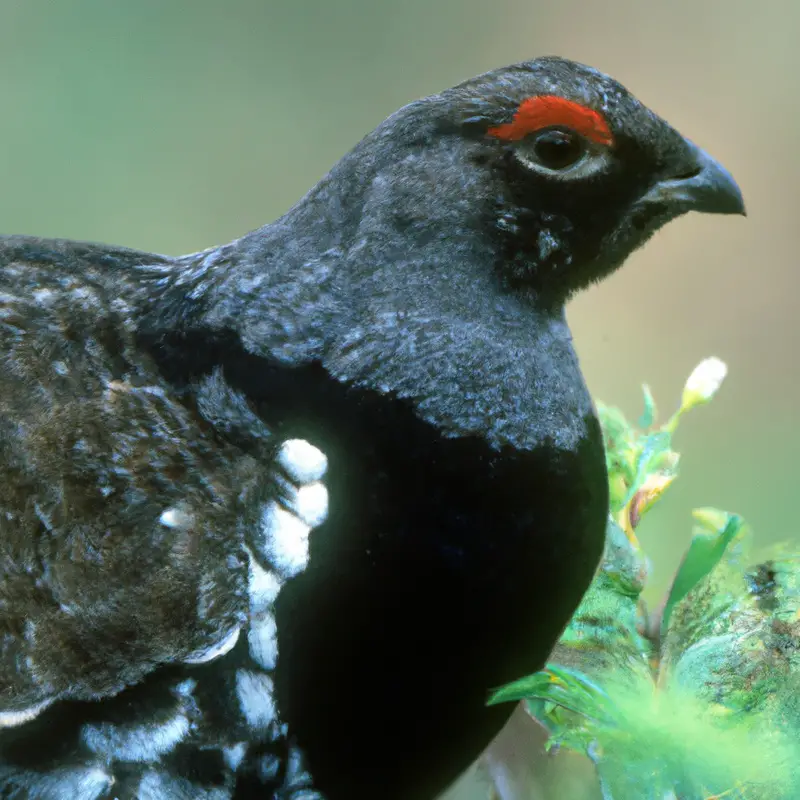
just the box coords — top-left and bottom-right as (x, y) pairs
(0, 0), (793, 796)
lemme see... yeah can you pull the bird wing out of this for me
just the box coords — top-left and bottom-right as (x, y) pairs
(0, 241), (243, 699)
(0, 237), (325, 798)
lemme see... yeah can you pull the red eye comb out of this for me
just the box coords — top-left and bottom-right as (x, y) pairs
(487, 95), (614, 146)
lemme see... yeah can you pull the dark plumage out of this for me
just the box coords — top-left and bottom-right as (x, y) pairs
(0, 57), (743, 799)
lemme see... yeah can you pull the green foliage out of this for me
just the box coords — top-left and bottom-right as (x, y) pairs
(660, 510), (746, 635)
(490, 358), (800, 799)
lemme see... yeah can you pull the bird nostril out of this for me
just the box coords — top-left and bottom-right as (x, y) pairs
(668, 166), (702, 182)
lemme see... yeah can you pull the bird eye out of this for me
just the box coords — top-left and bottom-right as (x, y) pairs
(531, 128), (585, 171)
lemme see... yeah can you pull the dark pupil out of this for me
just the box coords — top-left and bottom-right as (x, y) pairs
(532, 129), (583, 170)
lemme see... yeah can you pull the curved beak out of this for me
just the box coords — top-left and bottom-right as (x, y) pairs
(641, 140), (746, 217)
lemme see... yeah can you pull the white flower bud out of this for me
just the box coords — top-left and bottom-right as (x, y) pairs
(680, 357), (728, 411)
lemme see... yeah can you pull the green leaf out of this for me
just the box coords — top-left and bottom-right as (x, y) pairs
(620, 429), (673, 509)
(486, 673), (546, 706)
(660, 512), (745, 635)
(489, 665), (617, 728)
(637, 383), (657, 429)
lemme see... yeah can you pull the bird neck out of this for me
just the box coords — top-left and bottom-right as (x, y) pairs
(135, 134), (596, 453)
(211, 131), (565, 325)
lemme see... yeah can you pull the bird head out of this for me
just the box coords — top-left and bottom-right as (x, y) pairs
(334, 56), (744, 309)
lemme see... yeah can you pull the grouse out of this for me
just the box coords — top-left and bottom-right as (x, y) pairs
(0, 56), (743, 799)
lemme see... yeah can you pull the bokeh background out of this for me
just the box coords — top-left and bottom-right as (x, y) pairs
(0, 1), (794, 797)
